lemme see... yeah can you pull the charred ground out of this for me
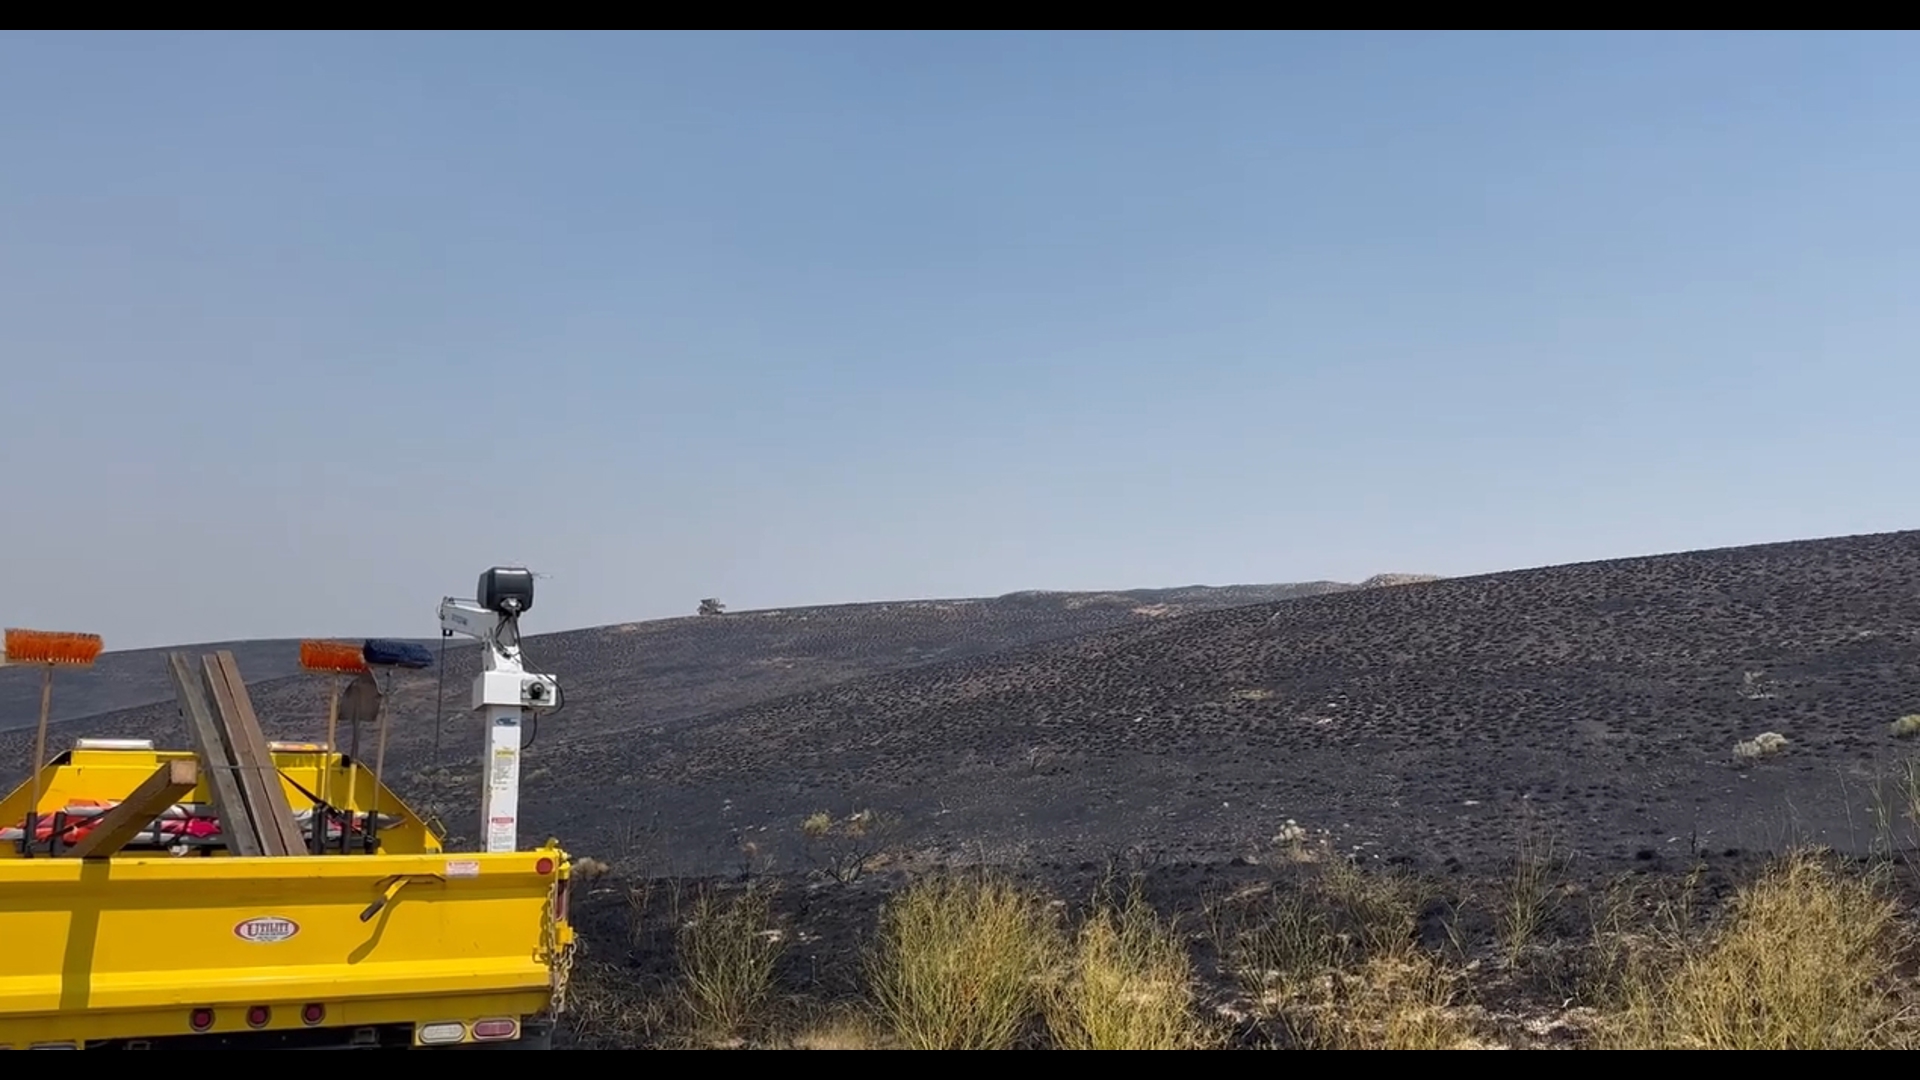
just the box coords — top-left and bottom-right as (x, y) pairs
(0, 579), (1359, 789)
(514, 527), (1920, 878)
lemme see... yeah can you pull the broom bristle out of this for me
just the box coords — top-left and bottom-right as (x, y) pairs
(3, 628), (104, 666)
(300, 639), (368, 674)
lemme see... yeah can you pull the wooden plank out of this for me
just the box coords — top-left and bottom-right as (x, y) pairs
(200, 653), (295, 855)
(66, 759), (199, 859)
(205, 651), (306, 856)
(215, 651), (308, 856)
(198, 653), (281, 855)
(167, 652), (263, 858)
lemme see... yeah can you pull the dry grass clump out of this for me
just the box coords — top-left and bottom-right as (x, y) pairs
(1045, 884), (1211, 1049)
(1208, 857), (1487, 1048)
(1298, 949), (1484, 1050)
(676, 885), (785, 1044)
(1599, 850), (1913, 1049)
(1210, 858), (1424, 1002)
(1496, 818), (1560, 967)
(1733, 731), (1790, 761)
(865, 872), (1062, 1049)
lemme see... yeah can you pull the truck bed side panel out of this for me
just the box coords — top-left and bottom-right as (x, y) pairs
(0, 851), (563, 1044)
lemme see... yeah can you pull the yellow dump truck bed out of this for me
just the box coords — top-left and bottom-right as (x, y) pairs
(0, 745), (574, 1049)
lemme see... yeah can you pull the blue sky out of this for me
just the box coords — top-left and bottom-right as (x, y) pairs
(3, 30), (1917, 649)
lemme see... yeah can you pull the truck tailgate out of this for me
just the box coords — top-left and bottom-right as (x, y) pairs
(0, 849), (568, 1044)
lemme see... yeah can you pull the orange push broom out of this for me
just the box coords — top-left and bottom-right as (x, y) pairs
(299, 640), (367, 834)
(3, 628), (104, 857)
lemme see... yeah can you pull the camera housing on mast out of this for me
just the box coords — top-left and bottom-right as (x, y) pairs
(477, 567), (536, 617)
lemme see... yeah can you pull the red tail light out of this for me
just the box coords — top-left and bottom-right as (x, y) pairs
(472, 1018), (518, 1040)
(301, 1002), (326, 1026)
(246, 1005), (271, 1028)
(534, 857), (554, 875)
(188, 1007), (214, 1032)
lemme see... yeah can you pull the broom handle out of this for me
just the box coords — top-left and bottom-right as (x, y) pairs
(322, 676), (340, 805)
(317, 675), (340, 854)
(374, 705), (390, 784)
(24, 666), (52, 858)
(342, 712), (360, 854)
(371, 687), (391, 849)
